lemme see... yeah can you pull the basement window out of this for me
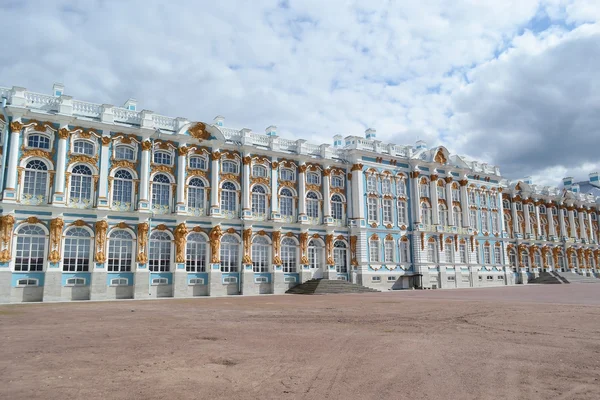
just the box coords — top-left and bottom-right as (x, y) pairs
(189, 278), (204, 285)
(371, 276), (381, 283)
(152, 278), (168, 285)
(254, 277), (268, 283)
(16, 279), (38, 287)
(110, 278), (128, 286)
(66, 277), (86, 286)
(387, 276), (396, 282)
(284, 276), (297, 283)
(223, 276), (238, 284)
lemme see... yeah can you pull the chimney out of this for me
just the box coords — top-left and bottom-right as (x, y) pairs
(265, 125), (277, 136)
(333, 134), (342, 148)
(365, 128), (376, 139)
(562, 177), (573, 189)
(123, 98), (137, 111)
(213, 115), (225, 126)
(52, 83), (64, 97)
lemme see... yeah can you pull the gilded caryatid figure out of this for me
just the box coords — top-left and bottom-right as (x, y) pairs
(299, 232), (309, 264)
(94, 220), (108, 263)
(174, 223), (188, 263)
(272, 231), (282, 265)
(325, 234), (334, 265)
(137, 222), (149, 263)
(209, 225), (223, 263)
(48, 218), (64, 263)
(0, 215), (16, 263)
(350, 235), (358, 266)
(242, 228), (252, 264)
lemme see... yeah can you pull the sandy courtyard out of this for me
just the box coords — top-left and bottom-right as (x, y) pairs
(1, 285), (600, 400)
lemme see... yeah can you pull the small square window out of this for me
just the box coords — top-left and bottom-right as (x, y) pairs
(487, 275), (494, 280)
(284, 276), (296, 283)
(152, 278), (168, 285)
(387, 276), (396, 282)
(371, 276), (381, 282)
(110, 278), (128, 286)
(254, 277), (268, 283)
(66, 277), (86, 286)
(189, 278), (204, 285)
(17, 279), (38, 287)
(223, 276), (238, 284)
(497, 275), (503, 280)
(447, 276), (455, 281)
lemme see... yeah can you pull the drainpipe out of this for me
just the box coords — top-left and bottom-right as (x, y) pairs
(0, 96), (9, 193)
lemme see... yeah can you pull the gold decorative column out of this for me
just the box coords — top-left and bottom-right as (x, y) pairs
(209, 225), (223, 263)
(242, 228), (252, 264)
(174, 223), (188, 263)
(299, 232), (309, 264)
(137, 222), (149, 263)
(47, 218), (64, 263)
(272, 231), (282, 265)
(325, 234), (334, 265)
(350, 235), (358, 266)
(0, 215), (16, 262)
(94, 220), (108, 263)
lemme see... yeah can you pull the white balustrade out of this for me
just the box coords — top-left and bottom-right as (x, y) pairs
(72, 100), (102, 118)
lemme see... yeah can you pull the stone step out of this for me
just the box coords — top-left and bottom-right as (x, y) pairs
(287, 279), (379, 295)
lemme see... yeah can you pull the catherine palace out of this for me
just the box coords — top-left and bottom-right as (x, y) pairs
(0, 83), (598, 303)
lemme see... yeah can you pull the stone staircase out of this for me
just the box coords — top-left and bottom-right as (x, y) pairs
(553, 271), (600, 284)
(527, 272), (564, 284)
(286, 279), (380, 295)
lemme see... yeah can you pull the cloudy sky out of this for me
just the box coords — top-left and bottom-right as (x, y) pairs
(1, 0), (599, 187)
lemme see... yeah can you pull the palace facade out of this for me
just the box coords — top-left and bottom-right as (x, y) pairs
(0, 83), (598, 303)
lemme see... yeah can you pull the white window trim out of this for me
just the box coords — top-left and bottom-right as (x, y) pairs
(189, 278), (205, 285)
(16, 278), (39, 287)
(110, 278), (129, 286)
(65, 277), (86, 286)
(151, 277), (169, 285)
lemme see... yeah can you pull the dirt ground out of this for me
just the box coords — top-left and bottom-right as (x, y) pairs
(1, 285), (600, 400)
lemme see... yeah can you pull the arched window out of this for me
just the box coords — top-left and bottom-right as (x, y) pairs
(369, 237), (380, 263)
(420, 181), (430, 197)
(151, 174), (171, 211)
(69, 164), (94, 206)
(437, 185), (445, 199)
(334, 241), (347, 273)
(438, 204), (448, 226)
(382, 199), (393, 224)
(558, 251), (565, 270)
(509, 249), (517, 267)
(189, 155), (207, 170)
(570, 251), (578, 269)
(483, 246), (491, 264)
(252, 236), (270, 272)
(251, 185), (267, 217)
(220, 182), (237, 213)
(306, 172), (320, 185)
(27, 133), (50, 150)
(384, 240), (394, 263)
(534, 250), (542, 267)
(153, 151), (172, 165)
(187, 178), (206, 215)
(445, 242), (454, 263)
(539, 205), (547, 214)
(114, 145), (135, 161)
(469, 190), (476, 204)
(452, 186), (460, 201)
(367, 197), (378, 222)
(453, 206), (462, 228)
(280, 188), (294, 219)
(14, 225), (46, 271)
(281, 237), (297, 272)
(460, 242), (468, 264)
(73, 140), (95, 156)
(222, 160), (239, 174)
(516, 202), (523, 211)
(22, 159), (48, 203)
(399, 238), (410, 263)
(367, 175), (377, 192)
(112, 169), (134, 210)
(252, 164), (267, 177)
(331, 176), (344, 188)
(63, 227), (91, 272)
(520, 251), (530, 268)
(186, 233), (207, 272)
(398, 201), (408, 225)
(470, 209), (478, 229)
(494, 246), (502, 264)
(481, 210), (489, 231)
(280, 168), (294, 181)
(382, 178), (392, 194)
(149, 231), (171, 272)
(427, 240), (437, 263)
(331, 194), (344, 221)
(480, 193), (488, 207)
(108, 230), (134, 272)
(502, 199), (510, 210)
(397, 179), (406, 196)
(308, 239), (323, 269)
(492, 212), (499, 232)
(306, 191), (320, 220)
(421, 203), (432, 225)
(220, 235), (239, 272)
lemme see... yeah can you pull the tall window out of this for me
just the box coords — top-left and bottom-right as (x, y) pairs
(14, 225), (46, 271)
(420, 182), (430, 197)
(459, 243), (467, 264)
(153, 151), (172, 165)
(384, 240), (394, 263)
(367, 175), (376, 192)
(494, 248), (502, 264)
(445, 244), (454, 264)
(452, 187), (460, 201)
(438, 205), (448, 226)
(252, 164), (267, 177)
(306, 191), (320, 219)
(483, 246), (491, 264)
(331, 194), (344, 221)
(400, 239), (410, 263)
(149, 231), (171, 272)
(280, 188), (294, 218)
(222, 160), (238, 174)
(520, 251), (530, 269)
(382, 178), (392, 194)
(306, 172), (320, 185)
(115, 145), (135, 161)
(151, 174), (171, 211)
(367, 197), (378, 222)
(331, 176), (343, 188)
(570, 252), (577, 269)
(27, 133), (50, 149)
(220, 182), (237, 212)
(22, 160), (48, 201)
(453, 207), (461, 227)
(108, 230), (134, 272)
(481, 211), (489, 231)
(187, 178), (206, 214)
(469, 190), (476, 204)
(509, 249), (517, 267)
(112, 169), (134, 209)
(73, 140), (94, 156)
(421, 203), (432, 225)
(334, 241), (347, 273)
(281, 238), (297, 273)
(545, 252), (553, 268)
(398, 201), (407, 224)
(480, 193), (488, 207)
(308, 239), (323, 269)
(251, 185), (267, 216)
(220, 235), (239, 272)
(437, 185), (445, 199)
(189, 155), (207, 170)
(397, 179), (406, 196)
(369, 238), (380, 262)
(280, 168), (294, 181)
(63, 228), (91, 272)
(470, 209), (478, 229)
(503, 200), (510, 210)
(69, 165), (93, 206)
(252, 236), (270, 272)
(186, 233), (207, 272)
(383, 199), (393, 224)
(558, 251), (565, 269)
(534, 251), (542, 267)
(427, 241), (437, 263)
(492, 213), (499, 232)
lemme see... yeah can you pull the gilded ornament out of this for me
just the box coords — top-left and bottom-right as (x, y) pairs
(242, 156), (252, 165)
(209, 226), (223, 263)
(94, 220), (108, 263)
(243, 228), (252, 264)
(151, 164), (175, 175)
(20, 149), (53, 162)
(48, 218), (64, 263)
(350, 236), (358, 266)
(25, 216), (43, 224)
(68, 154), (99, 167)
(298, 164), (307, 173)
(306, 184), (320, 192)
(9, 121), (22, 132)
(325, 234), (334, 265)
(221, 173), (240, 183)
(212, 151), (222, 160)
(178, 146), (190, 156)
(271, 161), (279, 169)
(137, 223), (149, 263)
(250, 177), (269, 186)
(272, 231), (282, 265)
(0, 215), (16, 263)
(444, 177), (453, 183)
(111, 160), (137, 171)
(174, 223), (188, 263)
(299, 232), (309, 264)
(351, 163), (363, 172)
(141, 141), (152, 151)
(58, 128), (70, 139)
(188, 122), (210, 140)
(155, 140), (177, 150)
(323, 168), (331, 177)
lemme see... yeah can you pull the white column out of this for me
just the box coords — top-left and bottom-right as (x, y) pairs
(176, 146), (187, 208)
(298, 164), (306, 218)
(346, 171), (352, 221)
(210, 150), (220, 212)
(242, 155), (251, 212)
(96, 135), (110, 208)
(534, 203), (542, 238)
(579, 210), (587, 240)
(4, 126), (21, 191)
(511, 200), (519, 233)
(430, 176), (439, 225)
(354, 165), (365, 222)
(445, 178), (454, 226)
(568, 208), (576, 238)
(270, 158), (279, 219)
(460, 179), (469, 227)
(323, 168), (331, 219)
(498, 191), (506, 233)
(411, 172), (421, 223)
(588, 213), (595, 242)
(559, 206), (567, 237)
(54, 129), (69, 196)
(548, 206), (556, 237)
(523, 201), (532, 235)
(138, 141), (151, 208)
